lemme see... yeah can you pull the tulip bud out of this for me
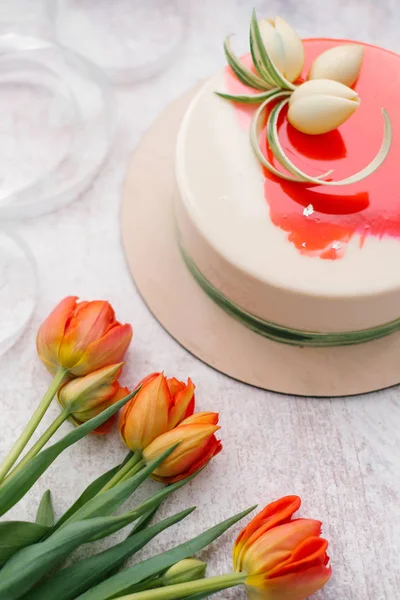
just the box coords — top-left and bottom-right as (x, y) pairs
(259, 16), (304, 82)
(308, 44), (364, 88)
(119, 373), (195, 452)
(142, 412), (222, 483)
(36, 296), (133, 377)
(287, 79), (360, 134)
(160, 559), (207, 586)
(58, 363), (129, 434)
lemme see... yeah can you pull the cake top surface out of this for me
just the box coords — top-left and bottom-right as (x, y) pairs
(176, 38), (400, 297)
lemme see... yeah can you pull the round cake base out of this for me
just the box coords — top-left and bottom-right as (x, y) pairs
(121, 86), (400, 397)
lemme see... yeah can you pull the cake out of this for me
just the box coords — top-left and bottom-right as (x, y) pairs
(174, 11), (400, 346)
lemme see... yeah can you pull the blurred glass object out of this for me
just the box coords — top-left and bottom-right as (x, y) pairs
(0, 230), (38, 356)
(0, 33), (114, 220)
(0, 5), (114, 352)
(48, 0), (188, 84)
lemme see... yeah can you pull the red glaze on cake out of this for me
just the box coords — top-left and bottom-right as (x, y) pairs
(226, 41), (400, 260)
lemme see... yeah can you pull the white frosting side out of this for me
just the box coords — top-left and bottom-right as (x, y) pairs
(175, 71), (400, 332)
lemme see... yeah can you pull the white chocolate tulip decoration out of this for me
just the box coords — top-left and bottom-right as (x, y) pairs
(258, 16), (305, 82)
(308, 44), (364, 87)
(218, 9), (392, 185)
(287, 79), (360, 134)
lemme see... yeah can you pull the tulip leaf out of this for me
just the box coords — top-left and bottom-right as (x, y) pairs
(264, 98), (333, 182)
(249, 92), (305, 183)
(0, 517), (135, 599)
(268, 99), (393, 186)
(0, 521), (49, 567)
(89, 470), (196, 543)
(26, 507), (195, 600)
(50, 463), (121, 534)
(0, 475), (192, 599)
(125, 502), (161, 539)
(249, 8), (295, 90)
(223, 35), (272, 90)
(215, 88), (280, 104)
(106, 502), (162, 578)
(59, 446), (177, 530)
(35, 489), (54, 527)
(0, 388), (139, 517)
(75, 506), (256, 600)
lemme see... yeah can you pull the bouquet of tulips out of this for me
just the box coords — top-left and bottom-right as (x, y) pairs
(0, 296), (332, 600)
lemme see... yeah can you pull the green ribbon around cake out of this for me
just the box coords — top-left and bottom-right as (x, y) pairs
(180, 244), (400, 347)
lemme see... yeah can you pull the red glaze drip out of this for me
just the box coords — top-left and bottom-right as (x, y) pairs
(225, 40), (400, 259)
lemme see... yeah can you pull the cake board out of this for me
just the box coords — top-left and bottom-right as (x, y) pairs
(120, 85), (400, 397)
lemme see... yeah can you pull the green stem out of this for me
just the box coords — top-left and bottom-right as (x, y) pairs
(100, 451), (143, 493)
(5, 409), (70, 481)
(116, 573), (246, 600)
(0, 367), (68, 482)
(128, 578), (163, 593)
(118, 460), (146, 484)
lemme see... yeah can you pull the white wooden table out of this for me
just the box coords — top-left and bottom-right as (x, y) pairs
(1, 1), (400, 598)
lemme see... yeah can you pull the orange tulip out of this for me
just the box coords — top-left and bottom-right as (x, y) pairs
(142, 412), (222, 483)
(106, 496), (330, 600)
(36, 296), (133, 377)
(233, 496), (332, 600)
(58, 363), (129, 434)
(119, 373), (195, 451)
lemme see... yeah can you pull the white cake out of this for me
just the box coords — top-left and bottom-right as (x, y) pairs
(174, 34), (400, 346)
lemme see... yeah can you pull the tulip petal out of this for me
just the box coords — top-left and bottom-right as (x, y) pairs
(273, 16), (305, 82)
(67, 385), (130, 434)
(308, 44), (364, 87)
(246, 563), (332, 600)
(58, 363), (123, 414)
(120, 373), (171, 451)
(36, 296), (78, 375)
(180, 412), (218, 426)
(59, 301), (116, 369)
(258, 19), (286, 77)
(250, 10), (294, 89)
(242, 519), (323, 575)
(268, 537), (329, 579)
(151, 435), (223, 484)
(69, 379), (126, 420)
(70, 394), (117, 424)
(70, 323), (133, 376)
(91, 385), (130, 435)
(168, 378), (196, 428)
(167, 377), (186, 397)
(288, 94), (359, 135)
(137, 372), (160, 387)
(143, 423), (220, 478)
(289, 78), (359, 104)
(65, 382), (119, 418)
(234, 496), (301, 571)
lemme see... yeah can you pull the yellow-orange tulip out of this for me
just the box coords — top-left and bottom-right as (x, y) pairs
(234, 496), (332, 600)
(142, 412), (222, 483)
(36, 296), (133, 376)
(58, 363), (129, 434)
(119, 373), (195, 451)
